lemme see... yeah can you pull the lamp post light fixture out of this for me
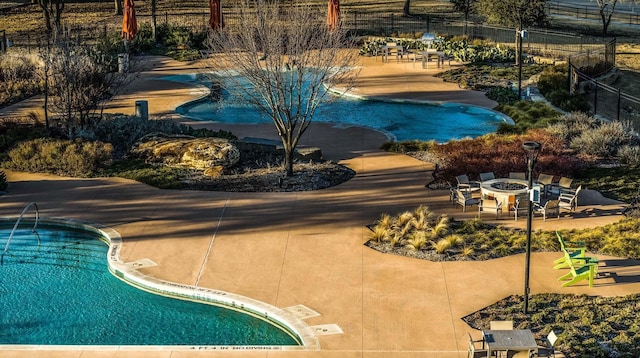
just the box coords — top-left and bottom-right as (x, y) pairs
(522, 141), (541, 314)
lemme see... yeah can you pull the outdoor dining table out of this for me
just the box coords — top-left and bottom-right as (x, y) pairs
(482, 329), (538, 357)
(480, 178), (529, 211)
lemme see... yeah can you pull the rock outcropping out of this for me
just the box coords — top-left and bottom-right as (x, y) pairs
(131, 134), (240, 176)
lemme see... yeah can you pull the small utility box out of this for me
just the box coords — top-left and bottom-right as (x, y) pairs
(135, 100), (149, 120)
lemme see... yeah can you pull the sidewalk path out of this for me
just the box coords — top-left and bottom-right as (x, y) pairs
(0, 54), (637, 358)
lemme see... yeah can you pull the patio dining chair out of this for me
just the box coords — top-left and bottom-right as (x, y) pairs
(509, 172), (526, 180)
(534, 200), (560, 221)
(467, 332), (487, 358)
(536, 330), (558, 357)
(510, 199), (530, 221)
(559, 185), (582, 213)
(549, 177), (573, 197)
(536, 173), (554, 197)
(479, 198), (503, 219)
(456, 174), (480, 193)
(479, 172), (496, 182)
(490, 320), (514, 330)
(456, 189), (480, 212)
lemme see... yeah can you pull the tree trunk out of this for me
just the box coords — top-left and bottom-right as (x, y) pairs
(114, 0), (122, 15)
(403, 0), (411, 16)
(151, 0), (157, 42)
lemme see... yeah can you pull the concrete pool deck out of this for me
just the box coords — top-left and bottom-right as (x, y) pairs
(1, 54), (639, 357)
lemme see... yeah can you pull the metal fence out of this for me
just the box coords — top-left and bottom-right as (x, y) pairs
(346, 12), (611, 59)
(546, 1), (640, 26)
(570, 48), (640, 131)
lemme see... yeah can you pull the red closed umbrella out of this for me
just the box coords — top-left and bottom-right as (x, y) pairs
(122, 0), (137, 41)
(209, 0), (223, 30)
(327, 0), (340, 31)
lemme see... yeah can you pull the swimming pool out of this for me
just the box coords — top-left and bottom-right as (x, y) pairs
(167, 73), (510, 142)
(0, 218), (312, 348)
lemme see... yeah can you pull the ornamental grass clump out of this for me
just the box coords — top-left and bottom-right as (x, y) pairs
(367, 206), (466, 259)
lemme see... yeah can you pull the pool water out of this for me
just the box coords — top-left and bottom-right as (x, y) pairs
(168, 74), (509, 142)
(0, 225), (299, 346)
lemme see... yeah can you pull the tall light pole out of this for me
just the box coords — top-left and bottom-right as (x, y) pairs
(517, 29), (527, 100)
(523, 141), (541, 314)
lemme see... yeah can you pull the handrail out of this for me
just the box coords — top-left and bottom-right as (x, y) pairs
(1, 202), (40, 265)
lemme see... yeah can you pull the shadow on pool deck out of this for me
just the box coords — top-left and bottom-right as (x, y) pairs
(0, 54), (638, 358)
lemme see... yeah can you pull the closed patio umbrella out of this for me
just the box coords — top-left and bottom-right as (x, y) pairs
(209, 0), (223, 30)
(122, 0), (137, 42)
(327, 0), (340, 31)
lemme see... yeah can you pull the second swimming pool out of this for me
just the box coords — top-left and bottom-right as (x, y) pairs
(168, 74), (510, 142)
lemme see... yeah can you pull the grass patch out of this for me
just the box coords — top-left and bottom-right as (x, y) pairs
(98, 159), (192, 189)
(575, 166), (640, 203)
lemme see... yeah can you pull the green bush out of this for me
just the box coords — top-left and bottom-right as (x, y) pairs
(0, 170), (7, 191)
(494, 101), (561, 134)
(537, 64), (592, 113)
(5, 138), (113, 177)
(0, 122), (51, 162)
(486, 86), (519, 105)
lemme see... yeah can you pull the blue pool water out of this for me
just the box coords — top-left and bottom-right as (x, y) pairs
(168, 74), (509, 142)
(0, 224), (299, 346)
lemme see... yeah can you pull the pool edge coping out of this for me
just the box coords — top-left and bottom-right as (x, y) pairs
(0, 217), (321, 351)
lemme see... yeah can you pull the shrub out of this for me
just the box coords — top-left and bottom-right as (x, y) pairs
(569, 121), (634, 158)
(536, 64), (592, 113)
(0, 122), (51, 161)
(618, 145), (640, 166)
(0, 170), (7, 191)
(494, 101), (561, 134)
(486, 86), (518, 105)
(6, 138), (113, 177)
(0, 52), (44, 107)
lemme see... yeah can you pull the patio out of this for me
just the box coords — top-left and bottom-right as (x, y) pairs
(1, 54), (638, 357)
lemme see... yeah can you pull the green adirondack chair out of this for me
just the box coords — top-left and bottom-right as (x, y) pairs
(553, 232), (589, 269)
(558, 248), (597, 287)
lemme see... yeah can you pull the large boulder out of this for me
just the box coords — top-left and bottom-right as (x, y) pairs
(131, 134), (240, 173)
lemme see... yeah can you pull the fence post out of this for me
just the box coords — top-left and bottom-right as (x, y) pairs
(0, 30), (5, 53)
(617, 88), (621, 121)
(593, 79), (598, 115)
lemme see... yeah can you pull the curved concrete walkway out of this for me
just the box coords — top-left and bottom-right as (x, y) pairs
(1, 54), (638, 358)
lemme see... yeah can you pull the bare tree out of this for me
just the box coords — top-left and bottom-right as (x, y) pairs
(594, 0), (626, 36)
(35, 0), (64, 36)
(42, 33), (124, 137)
(205, 0), (359, 177)
(475, 0), (547, 64)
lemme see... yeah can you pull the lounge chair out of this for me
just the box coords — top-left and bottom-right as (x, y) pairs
(534, 200), (560, 220)
(456, 189), (480, 212)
